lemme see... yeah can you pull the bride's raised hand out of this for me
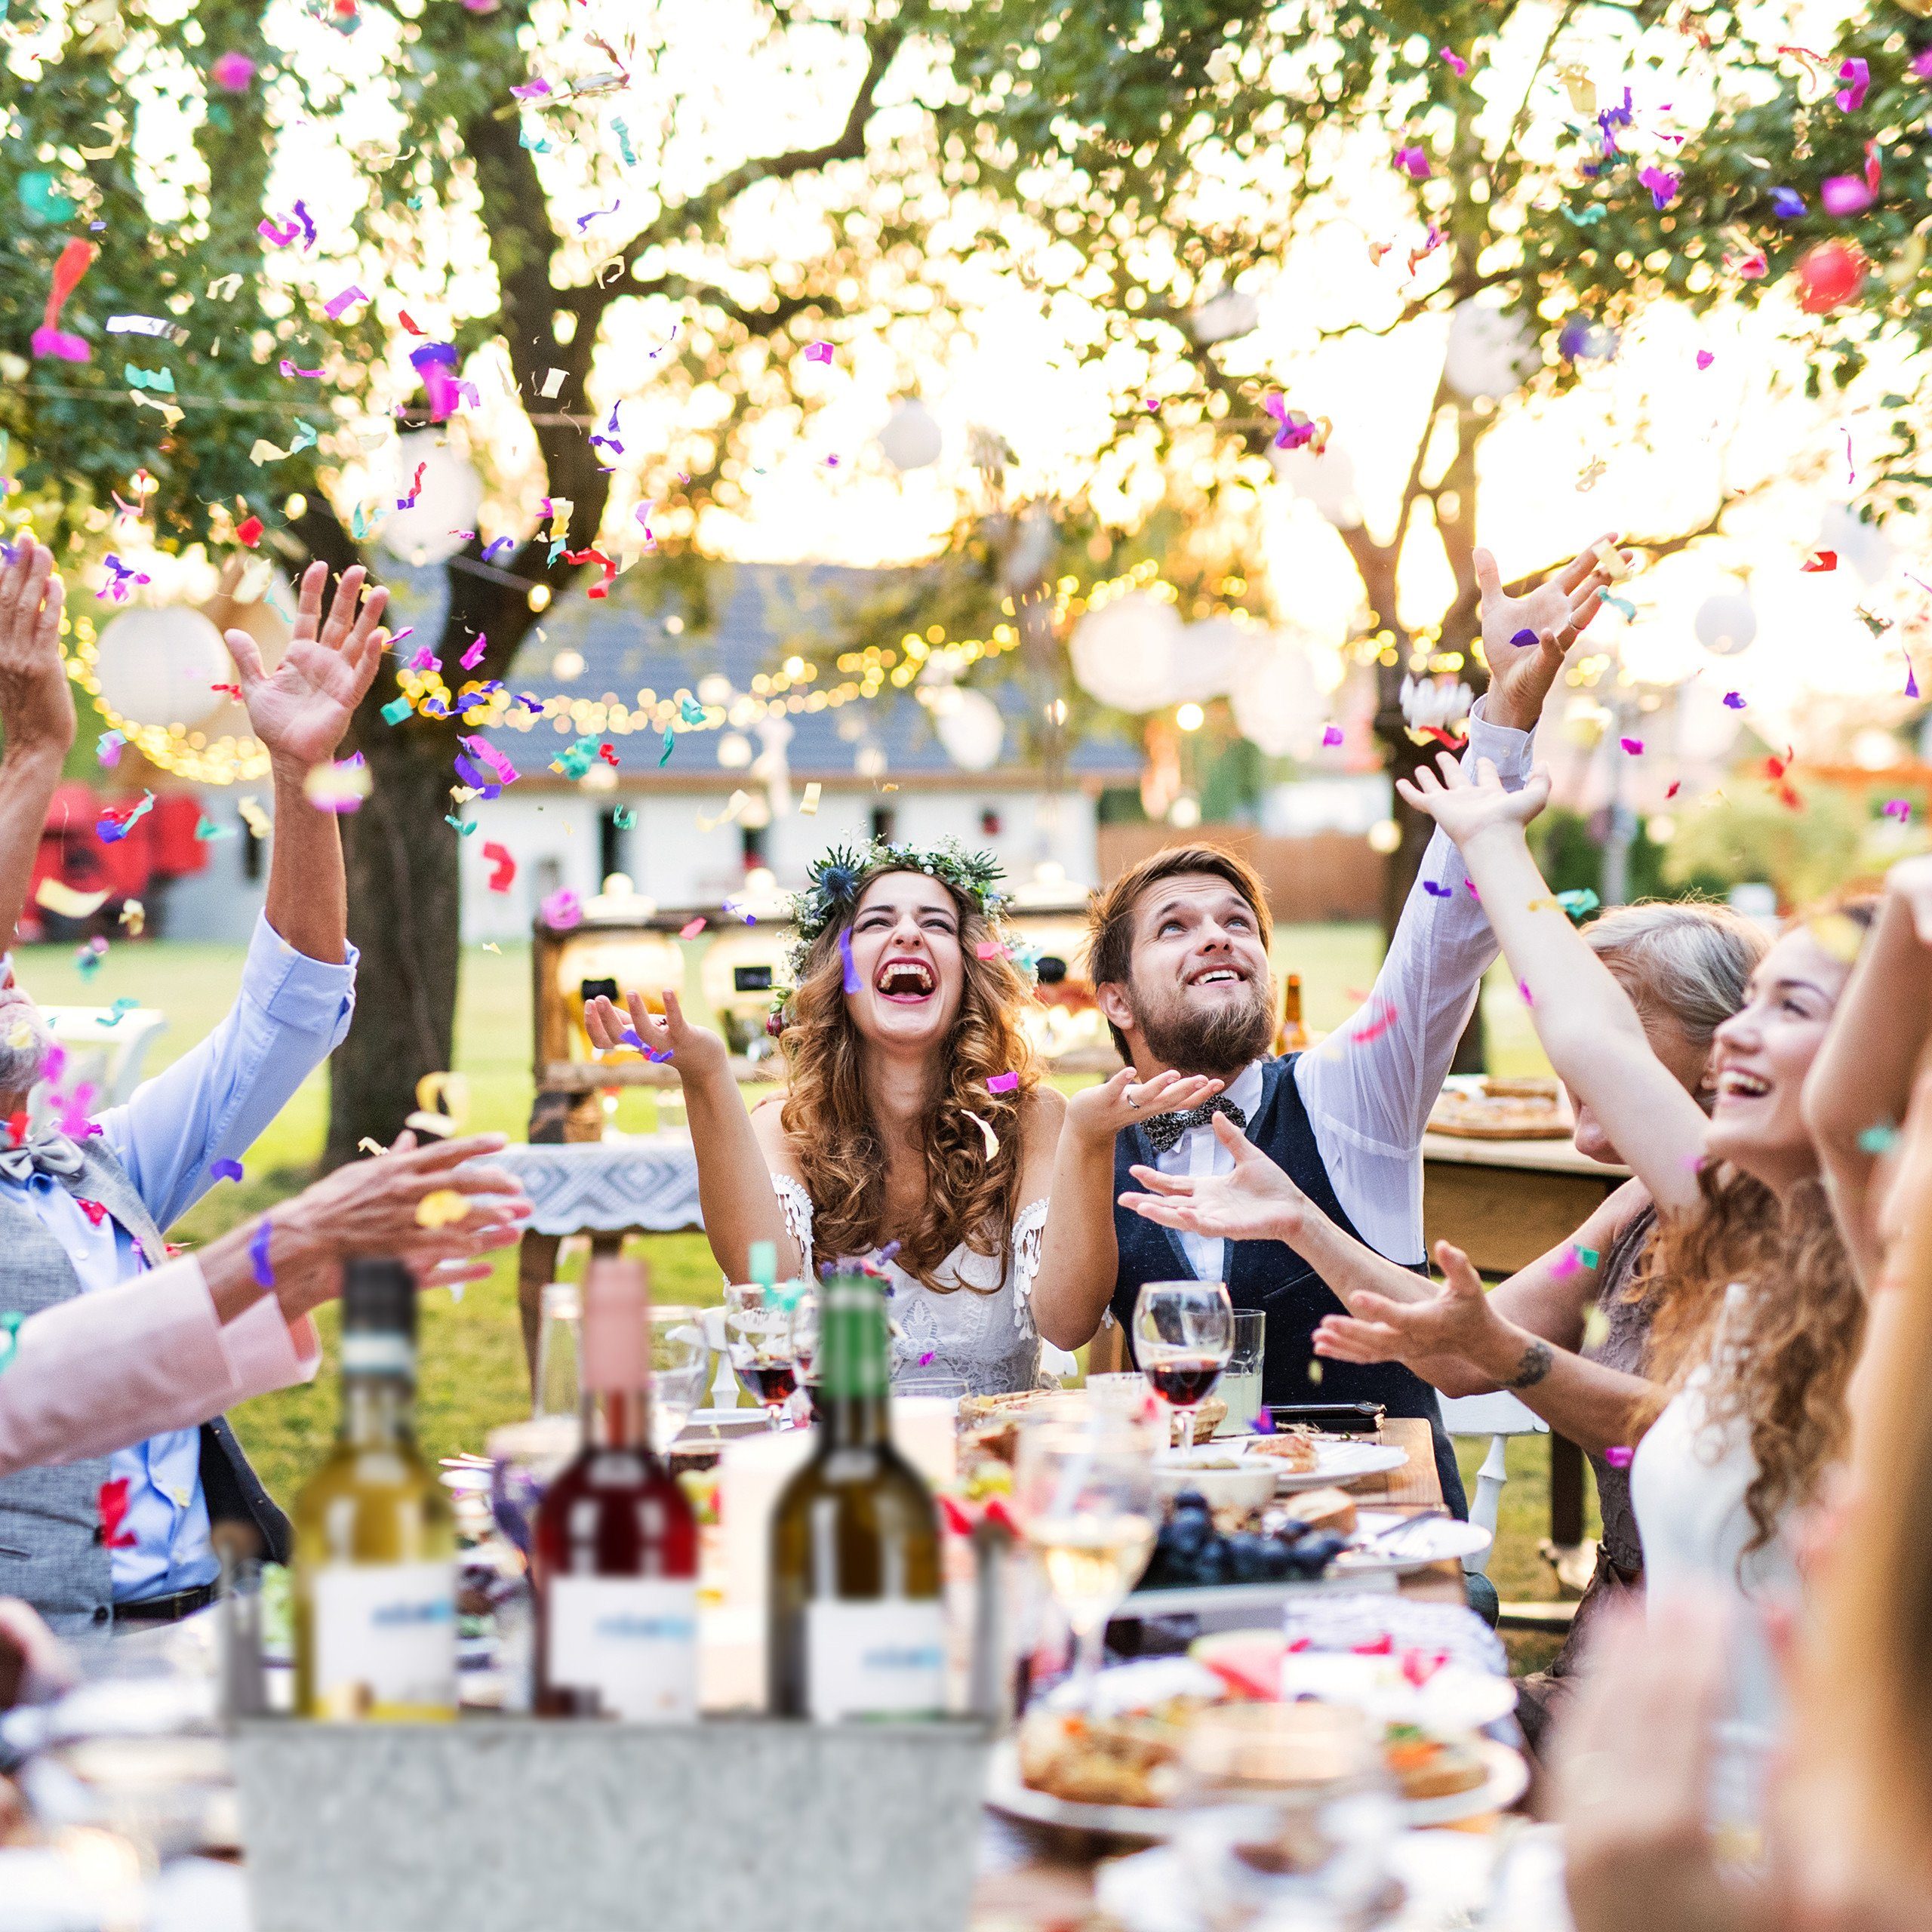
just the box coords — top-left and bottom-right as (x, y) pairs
(1067, 1065), (1226, 1148)
(586, 987), (729, 1081)
(1395, 751), (1549, 849)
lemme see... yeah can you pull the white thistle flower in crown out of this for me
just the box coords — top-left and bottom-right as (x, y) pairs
(1400, 674), (1474, 734)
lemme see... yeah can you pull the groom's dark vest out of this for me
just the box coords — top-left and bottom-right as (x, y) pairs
(0, 1139), (292, 1635)
(1109, 1054), (1469, 1518)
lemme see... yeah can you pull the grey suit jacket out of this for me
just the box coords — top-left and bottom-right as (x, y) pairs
(0, 1140), (291, 1635)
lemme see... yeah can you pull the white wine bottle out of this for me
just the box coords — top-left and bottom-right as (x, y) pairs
(293, 1259), (456, 1721)
(768, 1271), (944, 1721)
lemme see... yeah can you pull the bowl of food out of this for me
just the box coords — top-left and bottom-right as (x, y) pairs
(1152, 1449), (1276, 1515)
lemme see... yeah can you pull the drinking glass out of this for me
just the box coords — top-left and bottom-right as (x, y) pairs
(648, 1303), (711, 1456)
(1132, 1279), (1235, 1444)
(724, 1281), (801, 1426)
(785, 1282), (820, 1389)
(1220, 1309), (1266, 1435)
(1013, 1420), (1157, 1700)
(532, 1281), (581, 1423)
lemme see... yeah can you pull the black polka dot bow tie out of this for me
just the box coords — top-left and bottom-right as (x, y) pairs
(1140, 1096), (1248, 1156)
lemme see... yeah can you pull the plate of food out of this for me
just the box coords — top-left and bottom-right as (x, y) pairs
(1428, 1075), (1573, 1142)
(1244, 1432), (1409, 1493)
(1329, 1509), (1493, 1577)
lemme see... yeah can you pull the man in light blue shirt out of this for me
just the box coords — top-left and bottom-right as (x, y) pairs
(0, 557), (393, 1632)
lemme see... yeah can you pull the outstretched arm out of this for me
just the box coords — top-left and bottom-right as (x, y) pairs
(1029, 1066), (1227, 1350)
(587, 988), (795, 1282)
(1802, 859), (1932, 1286)
(1397, 753), (1709, 1215)
(0, 541), (76, 952)
(228, 560), (389, 968)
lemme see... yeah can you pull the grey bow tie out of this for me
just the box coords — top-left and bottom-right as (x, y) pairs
(0, 1132), (86, 1184)
(1142, 1096), (1248, 1156)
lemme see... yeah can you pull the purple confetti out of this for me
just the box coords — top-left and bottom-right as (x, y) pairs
(1509, 627), (1537, 648)
(986, 1072), (1020, 1094)
(1620, 736), (1644, 755)
(209, 1158), (244, 1184)
(1423, 881), (1454, 897)
(1837, 57), (1869, 114)
(1638, 165), (1679, 210)
(839, 928), (863, 995)
(1884, 799), (1912, 824)
(1723, 691), (1745, 709)
(249, 1217), (275, 1288)
(1770, 186), (1807, 220)
(323, 285), (368, 321)
(1321, 724), (1344, 747)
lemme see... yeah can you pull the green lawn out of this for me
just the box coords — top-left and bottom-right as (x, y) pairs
(22, 924), (1582, 1648)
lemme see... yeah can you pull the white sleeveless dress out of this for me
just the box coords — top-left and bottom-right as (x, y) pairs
(771, 1176), (1049, 1396)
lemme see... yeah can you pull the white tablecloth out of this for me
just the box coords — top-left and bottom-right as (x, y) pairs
(495, 1136), (703, 1235)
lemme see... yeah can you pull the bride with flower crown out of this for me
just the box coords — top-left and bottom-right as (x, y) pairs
(585, 838), (1216, 1395)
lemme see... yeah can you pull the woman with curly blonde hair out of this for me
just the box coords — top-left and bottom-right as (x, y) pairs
(1392, 749), (1869, 1831)
(588, 839), (1078, 1393)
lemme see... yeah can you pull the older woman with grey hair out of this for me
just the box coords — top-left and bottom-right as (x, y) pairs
(1118, 898), (1767, 1749)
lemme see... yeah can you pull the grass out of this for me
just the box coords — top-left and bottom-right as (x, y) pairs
(25, 923), (1577, 1663)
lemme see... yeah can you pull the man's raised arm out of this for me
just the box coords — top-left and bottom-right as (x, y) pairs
(0, 541), (77, 955)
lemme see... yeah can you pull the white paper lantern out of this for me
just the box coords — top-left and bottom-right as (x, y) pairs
(878, 398), (943, 472)
(1671, 679), (1745, 764)
(1694, 589), (1757, 657)
(1269, 441), (1364, 529)
(1186, 289), (1260, 345)
(934, 688), (1005, 771)
(1164, 616), (1242, 704)
(1229, 629), (1329, 758)
(1444, 294), (1538, 400)
(380, 432), (483, 567)
(92, 605), (232, 730)
(1069, 593), (1186, 713)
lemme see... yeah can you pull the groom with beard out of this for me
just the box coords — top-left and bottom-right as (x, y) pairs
(1035, 534), (1629, 1518)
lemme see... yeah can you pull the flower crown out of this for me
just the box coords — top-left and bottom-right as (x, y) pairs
(774, 837), (1019, 1022)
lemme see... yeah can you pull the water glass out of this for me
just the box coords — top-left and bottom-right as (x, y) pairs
(532, 1281), (581, 1423)
(1220, 1309), (1266, 1435)
(1132, 1279), (1235, 1443)
(648, 1303), (711, 1456)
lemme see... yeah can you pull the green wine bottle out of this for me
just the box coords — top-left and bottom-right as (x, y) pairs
(768, 1272), (945, 1720)
(293, 1259), (457, 1721)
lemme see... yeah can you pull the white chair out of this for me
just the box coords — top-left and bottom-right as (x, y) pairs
(32, 1006), (169, 1121)
(1438, 1390), (1549, 1575)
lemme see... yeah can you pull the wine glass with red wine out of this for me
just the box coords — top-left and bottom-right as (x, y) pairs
(1131, 1280), (1235, 1444)
(724, 1281), (800, 1427)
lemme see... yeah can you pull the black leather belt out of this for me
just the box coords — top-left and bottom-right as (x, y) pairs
(114, 1583), (219, 1625)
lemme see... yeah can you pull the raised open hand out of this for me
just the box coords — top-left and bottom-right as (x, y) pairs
(1395, 750), (1549, 848)
(1067, 1064), (1226, 1149)
(1118, 1111), (1309, 1244)
(585, 986), (731, 1083)
(228, 560), (388, 772)
(1312, 1241), (1497, 1366)
(0, 539), (75, 755)
(1476, 534), (1630, 733)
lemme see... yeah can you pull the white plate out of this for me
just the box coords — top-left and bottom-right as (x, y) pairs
(1331, 1509), (1493, 1576)
(1275, 1651), (1518, 1732)
(985, 1737), (1527, 1838)
(1250, 1437), (1409, 1493)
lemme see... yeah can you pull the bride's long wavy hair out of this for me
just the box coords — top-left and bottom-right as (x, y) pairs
(777, 866), (1039, 1291)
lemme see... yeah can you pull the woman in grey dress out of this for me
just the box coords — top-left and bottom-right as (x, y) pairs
(1119, 900), (1765, 1750)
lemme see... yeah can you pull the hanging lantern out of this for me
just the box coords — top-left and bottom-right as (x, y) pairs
(1164, 616), (1242, 703)
(380, 430), (483, 567)
(1229, 629), (1329, 758)
(933, 688), (1005, 771)
(1796, 240), (1864, 315)
(878, 398), (943, 472)
(92, 605), (232, 731)
(1693, 588), (1757, 657)
(1444, 294), (1539, 399)
(1186, 288), (1260, 345)
(1269, 441), (1364, 528)
(1069, 593), (1185, 713)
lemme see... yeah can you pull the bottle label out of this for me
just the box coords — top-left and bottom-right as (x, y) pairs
(311, 1562), (456, 1719)
(546, 1577), (698, 1722)
(340, 1333), (414, 1377)
(805, 1599), (946, 1722)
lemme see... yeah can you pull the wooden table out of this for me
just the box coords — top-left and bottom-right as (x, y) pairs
(1422, 1134), (1629, 1549)
(971, 1417), (1466, 1924)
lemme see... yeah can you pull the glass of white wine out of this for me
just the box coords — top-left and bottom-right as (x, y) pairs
(1014, 1421), (1158, 1700)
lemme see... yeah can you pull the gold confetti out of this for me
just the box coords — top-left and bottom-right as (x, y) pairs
(118, 898), (145, 937)
(1592, 539), (1632, 583)
(697, 789), (749, 832)
(800, 781), (822, 816)
(35, 879), (109, 918)
(238, 796), (273, 840)
(303, 761), (372, 810)
(8, 1024), (34, 1049)
(961, 1107), (1001, 1158)
(356, 1137), (389, 1158)
(407, 1070), (470, 1138)
(1558, 63), (1597, 115)
(1581, 1306), (1611, 1351)
(414, 1189), (469, 1229)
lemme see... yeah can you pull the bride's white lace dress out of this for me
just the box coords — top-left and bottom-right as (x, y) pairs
(771, 1176), (1049, 1396)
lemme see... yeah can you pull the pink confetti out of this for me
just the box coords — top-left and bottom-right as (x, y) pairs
(1604, 1445), (1635, 1470)
(278, 358), (324, 379)
(678, 915), (707, 940)
(1821, 174), (1875, 217)
(1321, 724), (1344, 746)
(1518, 979), (1534, 1006)
(974, 940), (1011, 960)
(986, 1072), (1020, 1094)
(805, 342), (834, 364)
(540, 888), (582, 931)
(210, 51), (256, 91)
(1438, 48), (1466, 75)
(1696, 349), (1715, 370)
(1836, 57), (1869, 113)
(1349, 1000), (1398, 1045)
(1620, 737), (1644, 755)
(1550, 1246), (1581, 1280)
(460, 633), (488, 669)
(258, 216), (301, 248)
(1884, 799), (1912, 823)
(324, 285), (368, 320)
(1393, 144), (1430, 179)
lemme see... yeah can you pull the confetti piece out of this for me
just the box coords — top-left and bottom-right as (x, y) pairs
(412, 1072), (469, 1133)
(1666, 781), (1681, 800)
(303, 760), (371, 812)
(1601, 593), (1636, 620)
(1518, 979), (1534, 1006)
(1509, 628), (1538, 649)
(106, 314), (172, 337)
(1821, 174), (1874, 217)
(1722, 691), (1745, 709)
(1555, 888), (1600, 919)
(804, 341), (834, 363)
(1884, 799), (1912, 824)
(1320, 724), (1344, 748)
(118, 900), (144, 937)
(96, 731), (125, 768)
(35, 880), (109, 918)
(414, 1189), (469, 1229)
(1802, 551), (1838, 573)
(1423, 881), (1453, 898)
(209, 1158), (244, 1184)
(1580, 1306), (1611, 1351)
(540, 887), (581, 930)
(974, 940), (1011, 959)
(211, 51), (256, 91)
(250, 1217), (275, 1287)
(801, 782), (822, 815)
(678, 915), (707, 940)
(1769, 186), (1807, 219)
(613, 805), (635, 829)
(380, 696), (414, 726)
(1696, 350), (1715, 371)
(97, 791), (155, 844)
(987, 1072), (1020, 1094)
(357, 1137), (389, 1158)
(480, 841), (515, 894)
(1837, 55), (1869, 112)
(1858, 1123), (1900, 1155)
(961, 1108), (1001, 1158)
(1603, 1445), (1634, 1470)
(1619, 737), (1644, 755)
(100, 998), (138, 1029)
(1438, 46), (1466, 75)
(1349, 1001), (1397, 1045)
(460, 634), (488, 669)
(32, 238), (97, 364)
(839, 928), (862, 995)
(97, 1478), (137, 1549)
